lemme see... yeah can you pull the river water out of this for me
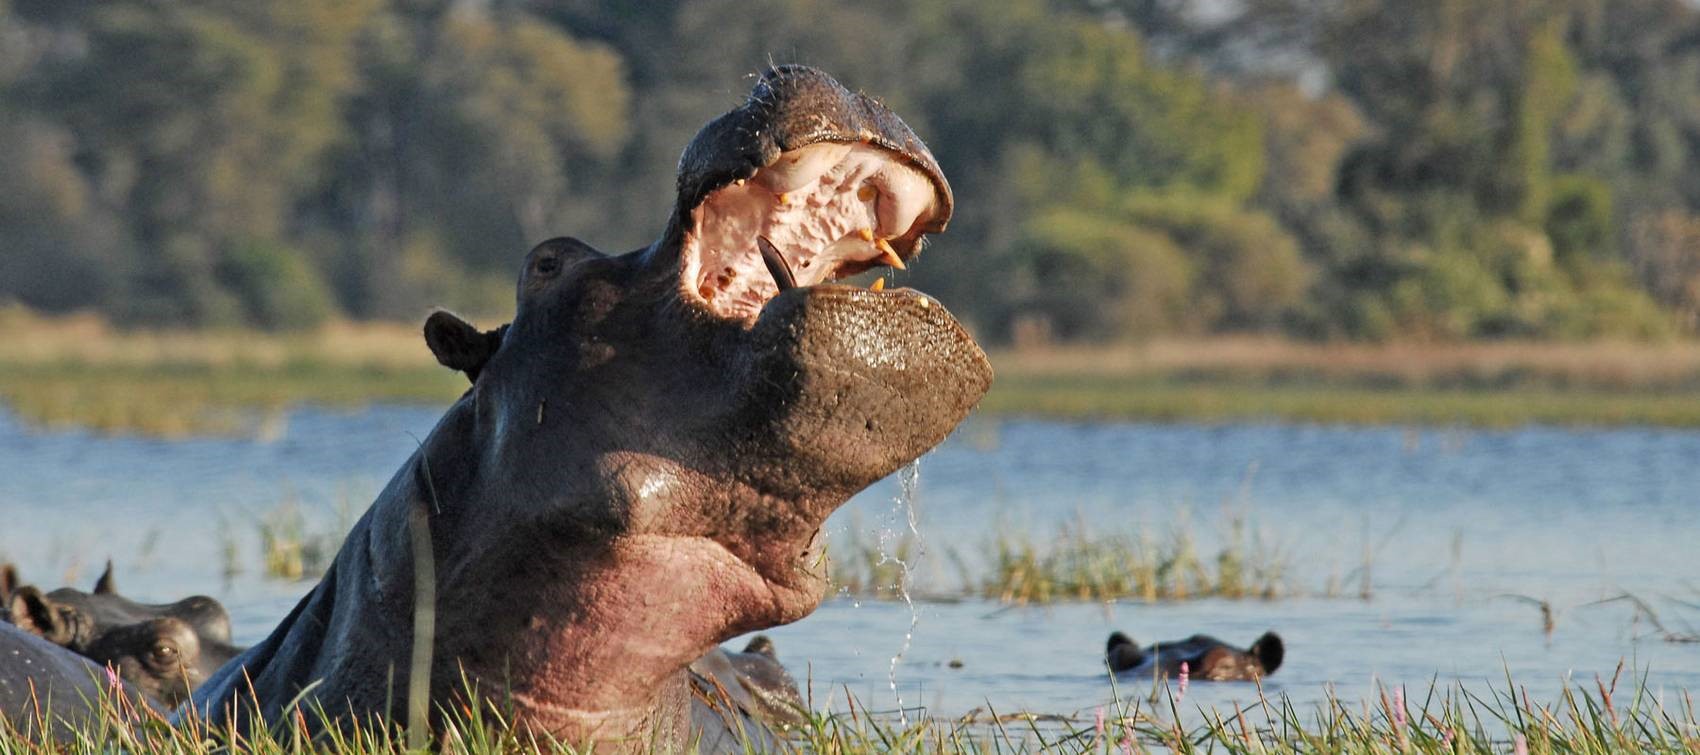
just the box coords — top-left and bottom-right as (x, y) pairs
(1, 405), (1696, 721)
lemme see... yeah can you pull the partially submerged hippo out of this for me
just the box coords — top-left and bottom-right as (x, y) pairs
(3, 564), (243, 707)
(689, 635), (805, 729)
(1105, 631), (1284, 681)
(0, 622), (157, 740)
(6, 561), (232, 647)
(190, 65), (990, 748)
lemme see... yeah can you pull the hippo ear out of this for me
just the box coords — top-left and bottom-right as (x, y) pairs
(0, 563), (15, 602)
(742, 634), (777, 658)
(94, 559), (117, 595)
(424, 311), (508, 384)
(8, 587), (71, 645)
(1249, 631), (1284, 674)
(1106, 631), (1137, 653)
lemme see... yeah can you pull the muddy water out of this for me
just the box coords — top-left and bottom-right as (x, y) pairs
(1, 406), (1696, 719)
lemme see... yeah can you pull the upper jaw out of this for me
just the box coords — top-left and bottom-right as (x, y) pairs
(663, 65), (954, 323)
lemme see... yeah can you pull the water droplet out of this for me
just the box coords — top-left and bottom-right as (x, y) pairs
(884, 460), (923, 725)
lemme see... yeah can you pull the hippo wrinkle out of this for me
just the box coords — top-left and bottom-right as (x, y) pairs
(189, 66), (989, 750)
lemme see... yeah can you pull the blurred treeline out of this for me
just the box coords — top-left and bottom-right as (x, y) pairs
(4, 0), (1700, 343)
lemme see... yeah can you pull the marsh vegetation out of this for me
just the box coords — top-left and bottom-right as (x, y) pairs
(10, 309), (1700, 435)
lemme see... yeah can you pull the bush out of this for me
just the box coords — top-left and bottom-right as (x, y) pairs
(219, 240), (339, 331)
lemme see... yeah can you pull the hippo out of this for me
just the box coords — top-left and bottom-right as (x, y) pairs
(689, 635), (806, 729)
(1105, 631), (1284, 681)
(0, 622), (158, 741)
(187, 64), (990, 750)
(3, 565), (243, 708)
(6, 561), (232, 648)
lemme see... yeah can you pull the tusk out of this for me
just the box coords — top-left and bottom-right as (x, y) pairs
(757, 236), (797, 292)
(875, 238), (906, 270)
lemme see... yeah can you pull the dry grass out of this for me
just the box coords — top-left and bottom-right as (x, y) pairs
(8, 306), (1700, 433)
(992, 337), (1700, 391)
(0, 304), (451, 371)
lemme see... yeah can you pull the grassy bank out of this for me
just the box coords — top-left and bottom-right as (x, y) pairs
(987, 340), (1700, 427)
(4, 665), (1695, 753)
(7, 308), (1700, 434)
(0, 308), (465, 436)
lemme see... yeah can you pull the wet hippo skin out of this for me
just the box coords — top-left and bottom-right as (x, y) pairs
(1105, 631), (1285, 681)
(3, 563), (243, 708)
(188, 65), (990, 750)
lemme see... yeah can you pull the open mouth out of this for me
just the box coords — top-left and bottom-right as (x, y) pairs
(680, 141), (947, 321)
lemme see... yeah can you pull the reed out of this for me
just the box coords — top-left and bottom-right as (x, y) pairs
(3, 659), (1694, 753)
(829, 514), (1293, 604)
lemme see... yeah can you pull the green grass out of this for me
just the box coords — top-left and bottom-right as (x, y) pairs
(829, 513), (1294, 604)
(0, 361), (462, 437)
(5, 663), (1696, 752)
(983, 374), (1700, 428)
(8, 307), (1700, 435)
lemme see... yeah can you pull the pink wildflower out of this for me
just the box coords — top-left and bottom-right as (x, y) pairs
(1513, 733), (1529, 755)
(1095, 706), (1105, 740)
(1177, 661), (1189, 702)
(104, 664), (122, 690)
(1394, 686), (1406, 728)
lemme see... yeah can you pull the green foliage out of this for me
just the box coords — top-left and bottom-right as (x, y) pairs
(4, 0), (1700, 342)
(220, 241), (338, 331)
(1002, 209), (1194, 342)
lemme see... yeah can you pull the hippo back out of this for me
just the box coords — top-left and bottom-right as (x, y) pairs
(0, 622), (149, 742)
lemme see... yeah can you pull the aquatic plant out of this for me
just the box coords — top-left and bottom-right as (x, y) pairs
(975, 514), (1291, 605)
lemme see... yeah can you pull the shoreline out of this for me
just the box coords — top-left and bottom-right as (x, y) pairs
(6, 311), (1700, 434)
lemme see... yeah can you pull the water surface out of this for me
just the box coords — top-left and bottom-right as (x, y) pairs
(1, 407), (1695, 719)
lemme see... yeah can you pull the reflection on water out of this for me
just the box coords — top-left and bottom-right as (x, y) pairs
(0, 406), (1696, 717)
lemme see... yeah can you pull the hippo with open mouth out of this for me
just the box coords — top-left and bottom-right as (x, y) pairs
(187, 65), (991, 748)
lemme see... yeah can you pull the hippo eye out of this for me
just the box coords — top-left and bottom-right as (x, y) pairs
(534, 254), (561, 276)
(148, 643), (179, 667)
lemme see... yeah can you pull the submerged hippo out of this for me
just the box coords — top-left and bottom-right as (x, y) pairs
(4, 564), (243, 707)
(0, 622), (158, 740)
(6, 561), (232, 647)
(1105, 631), (1284, 681)
(189, 65), (990, 749)
(689, 635), (806, 729)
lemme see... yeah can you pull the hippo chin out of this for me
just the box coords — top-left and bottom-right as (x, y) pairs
(190, 65), (991, 748)
(1105, 631), (1285, 681)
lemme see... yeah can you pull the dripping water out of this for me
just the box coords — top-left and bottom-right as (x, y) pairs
(879, 459), (923, 724)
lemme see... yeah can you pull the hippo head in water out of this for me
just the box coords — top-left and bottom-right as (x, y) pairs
(5, 562), (232, 651)
(4, 564), (242, 707)
(192, 65), (990, 747)
(1105, 631), (1284, 681)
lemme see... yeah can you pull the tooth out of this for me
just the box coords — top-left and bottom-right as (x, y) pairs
(875, 238), (906, 270)
(857, 227), (874, 242)
(870, 278), (885, 292)
(757, 236), (797, 292)
(776, 192), (790, 206)
(857, 185), (876, 202)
